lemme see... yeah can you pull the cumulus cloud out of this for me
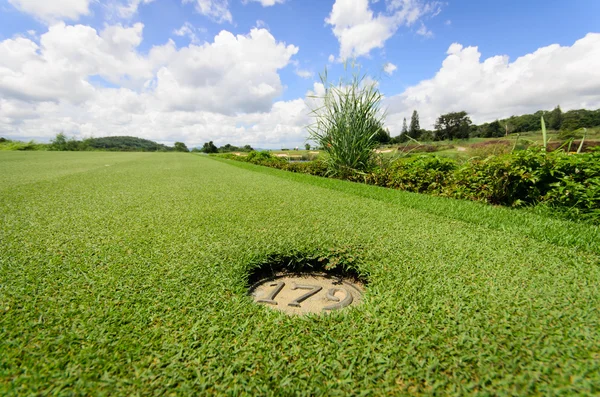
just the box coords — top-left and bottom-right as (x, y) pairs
(383, 62), (397, 75)
(326, 0), (442, 59)
(183, 0), (232, 23)
(7, 0), (91, 23)
(0, 23), (306, 148)
(155, 29), (298, 115)
(0, 23), (154, 104)
(385, 33), (600, 133)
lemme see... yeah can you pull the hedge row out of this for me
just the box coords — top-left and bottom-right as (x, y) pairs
(219, 149), (600, 223)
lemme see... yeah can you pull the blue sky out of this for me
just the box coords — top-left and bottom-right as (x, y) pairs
(1, 0), (599, 148)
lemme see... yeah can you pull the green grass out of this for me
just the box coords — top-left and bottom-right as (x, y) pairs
(1, 152), (599, 395)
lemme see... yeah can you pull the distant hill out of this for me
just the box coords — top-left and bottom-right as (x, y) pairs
(86, 136), (172, 152)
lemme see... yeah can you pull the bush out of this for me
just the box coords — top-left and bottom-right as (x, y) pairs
(450, 150), (558, 206)
(383, 156), (456, 194)
(450, 149), (600, 217)
(221, 148), (600, 223)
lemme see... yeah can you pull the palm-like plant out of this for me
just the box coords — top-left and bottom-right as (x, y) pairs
(308, 65), (386, 178)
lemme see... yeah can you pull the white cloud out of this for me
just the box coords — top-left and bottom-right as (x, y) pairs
(416, 22), (433, 38)
(7, 0), (91, 23)
(0, 24), (306, 148)
(173, 22), (204, 44)
(295, 69), (313, 79)
(385, 33), (600, 133)
(183, 0), (232, 23)
(0, 23), (154, 104)
(244, 0), (285, 6)
(155, 29), (298, 114)
(383, 62), (397, 75)
(326, 0), (442, 59)
(116, 0), (156, 18)
(328, 54), (335, 63)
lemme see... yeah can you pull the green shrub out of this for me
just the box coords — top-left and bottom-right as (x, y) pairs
(363, 156), (456, 194)
(450, 149), (559, 206)
(286, 160), (328, 176)
(221, 148), (600, 223)
(450, 149), (600, 220)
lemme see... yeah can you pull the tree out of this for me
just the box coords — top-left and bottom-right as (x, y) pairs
(305, 143), (311, 150)
(482, 120), (502, 138)
(373, 125), (391, 144)
(548, 105), (563, 130)
(174, 142), (189, 152)
(401, 118), (408, 135)
(409, 110), (420, 139)
(201, 141), (218, 153)
(434, 111), (472, 140)
(50, 133), (68, 151)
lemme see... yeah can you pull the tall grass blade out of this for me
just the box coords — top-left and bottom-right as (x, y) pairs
(511, 133), (520, 153)
(577, 128), (587, 154)
(541, 116), (547, 150)
(307, 64), (386, 177)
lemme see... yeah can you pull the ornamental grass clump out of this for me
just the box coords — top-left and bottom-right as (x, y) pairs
(308, 66), (385, 178)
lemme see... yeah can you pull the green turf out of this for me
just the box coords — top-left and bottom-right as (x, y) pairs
(1, 152), (599, 395)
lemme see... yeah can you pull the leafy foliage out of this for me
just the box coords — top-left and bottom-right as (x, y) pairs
(0, 139), (47, 151)
(434, 111), (472, 140)
(174, 142), (189, 152)
(409, 110), (421, 139)
(225, 148), (600, 223)
(218, 143), (254, 153)
(548, 105), (564, 130)
(200, 141), (218, 153)
(85, 136), (173, 151)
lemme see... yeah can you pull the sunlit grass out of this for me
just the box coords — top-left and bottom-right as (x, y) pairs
(1, 152), (599, 395)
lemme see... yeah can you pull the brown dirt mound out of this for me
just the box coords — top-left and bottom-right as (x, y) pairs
(470, 140), (511, 148)
(547, 140), (600, 153)
(397, 144), (454, 153)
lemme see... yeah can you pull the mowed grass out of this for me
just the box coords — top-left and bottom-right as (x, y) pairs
(1, 152), (599, 395)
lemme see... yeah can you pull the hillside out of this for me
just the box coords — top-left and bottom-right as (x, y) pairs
(85, 136), (172, 152)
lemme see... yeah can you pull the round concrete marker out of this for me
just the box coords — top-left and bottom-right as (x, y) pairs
(250, 273), (363, 315)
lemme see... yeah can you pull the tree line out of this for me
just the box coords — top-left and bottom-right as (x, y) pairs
(48, 134), (190, 152)
(372, 106), (600, 144)
(193, 142), (254, 153)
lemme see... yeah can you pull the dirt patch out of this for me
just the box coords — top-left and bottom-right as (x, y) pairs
(375, 149), (394, 153)
(470, 140), (511, 148)
(547, 140), (600, 153)
(397, 144), (454, 153)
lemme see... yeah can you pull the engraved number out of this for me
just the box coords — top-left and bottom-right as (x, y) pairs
(288, 284), (323, 307)
(323, 287), (353, 311)
(257, 281), (285, 305)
